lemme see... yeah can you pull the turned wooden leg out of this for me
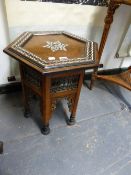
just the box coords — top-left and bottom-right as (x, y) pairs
(41, 76), (51, 135)
(67, 71), (84, 125)
(67, 114), (76, 126)
(41, 124), (50, 135)
(0, 141), (3, 154)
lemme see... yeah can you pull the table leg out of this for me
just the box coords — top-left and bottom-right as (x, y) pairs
(19, 64), (31, 118)
(23, 85), (31, 118)
(68, 114), (76, 126)
(67, 71), (84, 125)
(90, 68), (97, 90)
(41, 76), (51, 135)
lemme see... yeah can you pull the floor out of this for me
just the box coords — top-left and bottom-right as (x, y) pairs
(0, 80), (131, 175)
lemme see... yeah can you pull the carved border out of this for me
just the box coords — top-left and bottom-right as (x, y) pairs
(50, 75), (79, 93)
(10, 31), (96, 69)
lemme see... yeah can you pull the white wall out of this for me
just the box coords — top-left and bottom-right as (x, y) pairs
(5, 0), (107, 41)
(0, 0), (10, 85)
(100, 4), (131, 69)
(0, 0), (130, 85)
(117, 25), (131, 58)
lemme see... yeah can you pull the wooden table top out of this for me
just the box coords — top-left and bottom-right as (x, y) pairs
(4, 31), (99, 74)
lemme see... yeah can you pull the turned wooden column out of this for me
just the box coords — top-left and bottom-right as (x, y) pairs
(68, 70), (84, 125)
(90, 0), (120, 89)
(41, 76), (51, 135)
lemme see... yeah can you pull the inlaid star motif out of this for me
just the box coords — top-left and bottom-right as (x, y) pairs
(43, 41), (68, 52)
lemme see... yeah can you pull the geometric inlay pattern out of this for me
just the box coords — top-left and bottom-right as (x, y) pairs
(10, 31), (96, 69)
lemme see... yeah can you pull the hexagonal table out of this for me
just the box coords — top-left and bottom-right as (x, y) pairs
(4, 31), (99, 135)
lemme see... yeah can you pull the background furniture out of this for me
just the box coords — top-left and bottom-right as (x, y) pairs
(4, 31), (99, 135)
(90, 0), (131, 91)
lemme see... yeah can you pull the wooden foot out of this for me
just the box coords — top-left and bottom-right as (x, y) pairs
(67, 115), (76, 126)
(0, 141), (3, 154)
(41, 125), (50, 135)
(24, 109), (31, 118)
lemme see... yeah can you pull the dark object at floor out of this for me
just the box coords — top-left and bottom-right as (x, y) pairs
(0, 141), (3, 154)
(0, 82), (22, 94)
